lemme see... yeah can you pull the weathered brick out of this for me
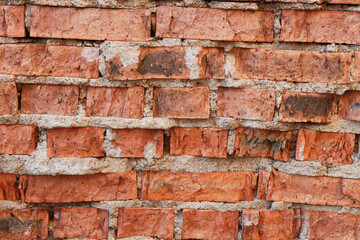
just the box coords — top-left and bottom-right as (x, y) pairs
(19, 171), (137, 203)
(86, 87), (144, 118)
(233, 128), (292, 162)
(0, 125), (38, 155)
(258, 169), (360, 207)
(105, 46), (224, 80)
(30, 6), (151, 41)
(21, 84), (79, 115)
(354, 52), (360, 82)
(47, 127), (104, 158)
(339, 90), (360, 121)
(153, 87), (210, 119)
(302, 210), (360, 239)
(117, 208), (174, 239)
(0, 6), (25, 37)
(109, 129), (163, 158)
(242, 209), (300, 240)
(233, 48), (351, 84)
(296, 129), (355, 164)
(170, 127), (228, 158)
(0, 82), (18, 115)
(281, 10), (360, 44)
(141, 171), (257, 202)
(0, 173), (19, 201)
(217, 88), (276, 121)
(182, 209), (239, 240)
(0, 209), (49, 240)
(156, 6), (274, 42)
(279, 91), (335, 123)
(53, 208), (108, 239)
(0, 44), (98, 78)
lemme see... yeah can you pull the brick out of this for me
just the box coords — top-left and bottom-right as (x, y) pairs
(233, 48), (351, 84)
(0, 173), (19, 201)
(0, 44), (98, 78)
(339, 90), (360, 121)
(153, 87), (210, 119)
(242, 209), (300, 240)
(156, 6), (274, 42)
(31, 6), (151, 41)
(170, 127), (228, 158)
(354, 52), (360, 82)
(105, 46), (224, 80)
(296, 129), (355, 164)
(0, 6), (25, 37)
(233, 128), (292, 162)
(217, 88), (276, 121)
(302, 210), (360, 239)
(0, 125), (38, 155)
(109, 129), (163, 158)
(19, 171), (137, 203)
(141, 171), (257, 202)
(53, 208), (108, 239)
(117, 208), (174, 239)
(85, 87), (144, 118)
(258, 169), (360, 207)
(281, 10), (360, 44)
(182, 209), (239, 240)
(47, 127), (104, 158)
(0, 209), (49, 240)
(0, 82), (18, 115)
(279, 91), (336, 123)
(21, 84), (79, 115)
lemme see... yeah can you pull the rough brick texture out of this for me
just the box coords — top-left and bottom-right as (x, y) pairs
(0, 125), (38, 155)
(141, 171), (257, 202)
(182, 209), (239, 240)
(0, 5), (25, 37)
(19, 171), (137, 203)
(170, 127), (228, 158)
(0, 173), (19, 201)
(117, 208), (174, 239)
(53, 208), (108, 239)
(0, 82), (18, 115)
(156, 6), (274, 41)
(339, 90), (360, 121)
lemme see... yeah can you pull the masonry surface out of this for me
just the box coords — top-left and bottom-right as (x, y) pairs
(1, 0), (360, 239)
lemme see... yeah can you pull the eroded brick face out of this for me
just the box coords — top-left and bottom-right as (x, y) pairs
(0, 6), (25, 37)
(0, 173), (19, 201)
(0, 82), (18, 115)
(0, 125), (38, 155)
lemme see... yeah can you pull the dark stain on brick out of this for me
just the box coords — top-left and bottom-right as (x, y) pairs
(0, 215), (35, 232)
(284, 95), (334, 117)
(109, 62), (121, 76)
(351, 102), (360, 110)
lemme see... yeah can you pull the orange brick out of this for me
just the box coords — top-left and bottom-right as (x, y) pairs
(0, 125), (38, 155)
(0, 6), (25, 37)
(339, 90), (360, 121)
(0, 82), (18, 115)
(0, 173), (19, 201)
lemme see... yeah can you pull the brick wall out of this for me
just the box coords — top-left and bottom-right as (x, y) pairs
(0, 0), (360, 239)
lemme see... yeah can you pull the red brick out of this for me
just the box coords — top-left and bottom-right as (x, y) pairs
(296, 129), (355, 164)
(0, 44), (98, 78)
(339, 90), (360, 121)
(30, 6), (151, 41)
(242, 209), (300, 240)
(153, 87), (210, 119)
(156, 6), (274, 42)
(182, 209), (239, 240)
(53, 208), (108, 239)
(19, 171), (137, 203)
(0, 6), (25, 37)
(233, 128), (292, 162)
(109, 129), (163, 158)
(170, 127), (228, 158)
(0, 173), (19, 201)
(281, 10), (360, 44)
(354, 52), (360, 82)
(0, 209), (49, 240)
(217, 88), (276, 121)
(233, 48), (351, 84)
(117, 208), (174, 239)
(302, 210), (360, 239)
(0, 82), (18, 115)
(141, 171), (257, 202)
(279, 91), (336, 123)
(0, 125), (38, 155)
(47, 127), (104, 158)
(21, 84), (79, 115)
(85, 87), (144, 118)
(258, 169), (360, 207)
(105, 46), (224, 80)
